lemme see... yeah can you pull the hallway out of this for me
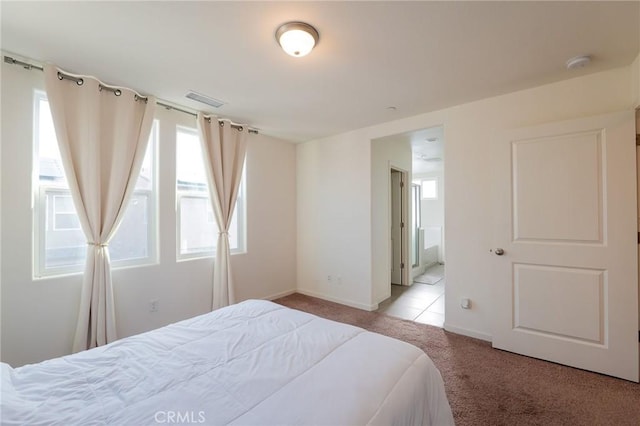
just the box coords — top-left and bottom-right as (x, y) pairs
(376, 264), (445, 327)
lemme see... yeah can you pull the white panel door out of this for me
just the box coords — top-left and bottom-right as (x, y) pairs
(492, 111), (638, 382)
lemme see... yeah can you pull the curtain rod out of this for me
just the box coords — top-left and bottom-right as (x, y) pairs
(4, 55), (258, 134)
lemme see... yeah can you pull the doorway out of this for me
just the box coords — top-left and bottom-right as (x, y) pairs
(390, 168), (405, 285)
(376, 126), (446, 328)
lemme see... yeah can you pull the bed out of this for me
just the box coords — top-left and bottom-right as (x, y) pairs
(1, 299), (454, 425)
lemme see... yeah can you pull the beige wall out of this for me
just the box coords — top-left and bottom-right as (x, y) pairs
(624, 51), (639, 331)
(632, 53), (640, 108)
(296, 132), (374, 309)
(1, 60), (297, 366)
(297, 65), (635, 341)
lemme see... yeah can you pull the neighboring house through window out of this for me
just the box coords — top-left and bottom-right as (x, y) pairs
(33, 91), (158, 277)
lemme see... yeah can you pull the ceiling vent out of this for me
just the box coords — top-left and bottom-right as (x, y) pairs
(185, 91), (225, 108)
(416, 155), (442, 162)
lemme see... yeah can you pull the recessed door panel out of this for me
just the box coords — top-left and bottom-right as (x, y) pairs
(512, 131), (603, 243)
(513, 263), (605, 344)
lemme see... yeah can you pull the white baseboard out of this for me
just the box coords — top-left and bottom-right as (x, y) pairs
(296, 288), (379, 311)
(412, 265), (426, 278)
(263, 288), (296, 301)
(443, 323), (492, 342)
(269, 290), (491, 342)
(413, 261), (443, 278)
(423, 261), (438, 270)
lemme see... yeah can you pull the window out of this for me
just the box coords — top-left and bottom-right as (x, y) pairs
(53, 195), (81, 230)
(421, 178), (438, 200)
(176, 126), (245, 259)
(33, 91), (158, 277)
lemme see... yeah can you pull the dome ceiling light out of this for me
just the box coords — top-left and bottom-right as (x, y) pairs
(566, 55), (591, 70)
(275, 22), (319, 57)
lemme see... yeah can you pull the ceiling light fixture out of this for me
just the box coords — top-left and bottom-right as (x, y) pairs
(275, 22), (319, 57)
(566, 55), (591, 70)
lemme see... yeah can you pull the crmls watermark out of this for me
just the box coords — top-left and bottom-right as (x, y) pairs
(154, 411), (206, 424)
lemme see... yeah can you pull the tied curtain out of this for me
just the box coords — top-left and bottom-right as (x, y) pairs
(197, 115), (247, 310)
(44, 65), (156, 352)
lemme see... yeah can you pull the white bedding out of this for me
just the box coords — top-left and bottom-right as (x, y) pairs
(1, 300), (454, 425)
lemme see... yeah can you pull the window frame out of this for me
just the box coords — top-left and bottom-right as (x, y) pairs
(32, 90), (159, 279)
(52, 194), (82, 231)
(35, 186), (87, 277)
(109, 178), (157, 269)
(176, 191), (216, 260)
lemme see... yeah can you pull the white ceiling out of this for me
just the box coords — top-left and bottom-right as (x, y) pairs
(375, 126), (444, 174)
(409, 127), (444, 175)
(2, 1), (638, 143)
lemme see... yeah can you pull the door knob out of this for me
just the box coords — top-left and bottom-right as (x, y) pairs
(494, 248), (505, 256)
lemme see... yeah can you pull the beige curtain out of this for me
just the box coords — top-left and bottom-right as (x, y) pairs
(44, 65), (156, 352)
(197, 115), (248, 309)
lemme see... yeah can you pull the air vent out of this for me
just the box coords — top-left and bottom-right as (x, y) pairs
(185, 91), (225, 108)
(416, 155), (442, 162)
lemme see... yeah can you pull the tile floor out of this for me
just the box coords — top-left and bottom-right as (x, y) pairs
(376, 264), (445, 327)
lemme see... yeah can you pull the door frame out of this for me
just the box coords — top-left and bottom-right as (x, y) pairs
(389, 164), (410, 288)
(636, 107), (639, 370)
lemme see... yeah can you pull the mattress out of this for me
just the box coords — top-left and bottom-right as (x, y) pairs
(1, 299), (454, 425)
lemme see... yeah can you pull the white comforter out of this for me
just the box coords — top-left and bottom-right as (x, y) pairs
(1, 300), (454, 425)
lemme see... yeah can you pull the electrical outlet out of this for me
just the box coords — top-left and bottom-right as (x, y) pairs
(149, 299), (159, 313)
(460, 298), (471, 309)
(327, 275), (333, 284)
